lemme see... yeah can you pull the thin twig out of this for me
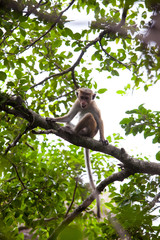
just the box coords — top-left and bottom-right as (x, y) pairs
(65, 178), (78, 217)
(25, 142), (35, 151)
(52, 89), (76, 101)
(30, 66), (72, 89)
(71, 69), (79, 89)
(146, 192), (160, 210)
(4, 126), (29, 155)
(99, 39), (130, 70)
(11, 162), (26, 189)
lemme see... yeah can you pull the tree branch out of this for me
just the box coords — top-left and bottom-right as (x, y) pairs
(116, 6), (128, 29)
(4, 125), (29, 154)
(47, 169), (133, 240)
(11, 162), (26, 189)
(65, 178), (78, 217)
(99, 39), (130, 70)
(145, 192), (160, 210)
(1, 93), (160, 176)
(107, 211), (131, 240)
(34, 124), (160, 176)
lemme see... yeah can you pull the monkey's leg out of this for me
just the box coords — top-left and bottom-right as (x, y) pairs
(65, 122), (75, 129)
(74, 113), (98, 138)
(61, 122), (75, 134)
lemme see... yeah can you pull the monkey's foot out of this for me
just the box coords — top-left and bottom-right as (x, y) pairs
(100, 139), (109, 145)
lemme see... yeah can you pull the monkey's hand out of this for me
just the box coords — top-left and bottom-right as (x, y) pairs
(46, 117), (56, 122)
(100, 139), (109, 145)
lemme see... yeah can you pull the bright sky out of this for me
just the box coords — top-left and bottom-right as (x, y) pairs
(98, 72), (160, 160)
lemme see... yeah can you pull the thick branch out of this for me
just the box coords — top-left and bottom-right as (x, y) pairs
(0, 94), (50, 129)
(34, 126), (160, 176)
(1, 94), (160, 176)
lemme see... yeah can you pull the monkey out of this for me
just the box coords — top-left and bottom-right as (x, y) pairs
(46, 88), (108, 218)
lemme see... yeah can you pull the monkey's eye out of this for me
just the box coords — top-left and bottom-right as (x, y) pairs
(80, 96), (85, 100)
(80, 96), (89, 101)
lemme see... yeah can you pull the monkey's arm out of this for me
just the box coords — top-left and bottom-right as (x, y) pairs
(97, 114), (108, 145)
(98, 118), (105, 140)
(47, 100), (80, 123)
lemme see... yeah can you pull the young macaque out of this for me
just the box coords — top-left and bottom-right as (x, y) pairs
(46, 88), (108, 218)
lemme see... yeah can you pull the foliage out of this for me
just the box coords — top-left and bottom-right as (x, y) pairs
(0, 0), (160, 239)
(110, 173), (160, 240)
(120, 104), (160, 159)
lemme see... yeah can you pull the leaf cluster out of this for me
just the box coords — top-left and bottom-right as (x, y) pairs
(120, 104), (160, 159)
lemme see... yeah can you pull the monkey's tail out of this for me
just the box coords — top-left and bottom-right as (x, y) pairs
(84, 148), (101, 218)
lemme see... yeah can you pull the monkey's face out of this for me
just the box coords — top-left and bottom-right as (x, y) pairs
(79, 95), (90, 109)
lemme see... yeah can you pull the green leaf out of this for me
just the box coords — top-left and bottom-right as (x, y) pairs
(97, 88), (107, 94)
(19, 26), (26, 37)
(156, 151), (160, 161)
(120, 118), (130, 124)
(152, 134), (160, 144)
(111, 70), (119, 76)
(126, 109), (139, 114)
(59, 225), (83, 240)
(74, 33), (81, 40)
(15, 69), (23, 79)
(0, 71), (7, 81)
(7, 81), (15, 87)
(100, 8), (105, 17)
(53, 39), (62, 48)
(116, 90), (125, 95)
(63, 27), (73, 38)
(74, 47), (81, 52)
(144, 130), (155, 139)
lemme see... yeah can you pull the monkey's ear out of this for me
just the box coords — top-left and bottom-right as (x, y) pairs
(92, 93), (96, 99)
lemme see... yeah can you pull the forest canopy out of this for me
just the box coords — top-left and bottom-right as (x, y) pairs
(0, 0), (160, 239)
